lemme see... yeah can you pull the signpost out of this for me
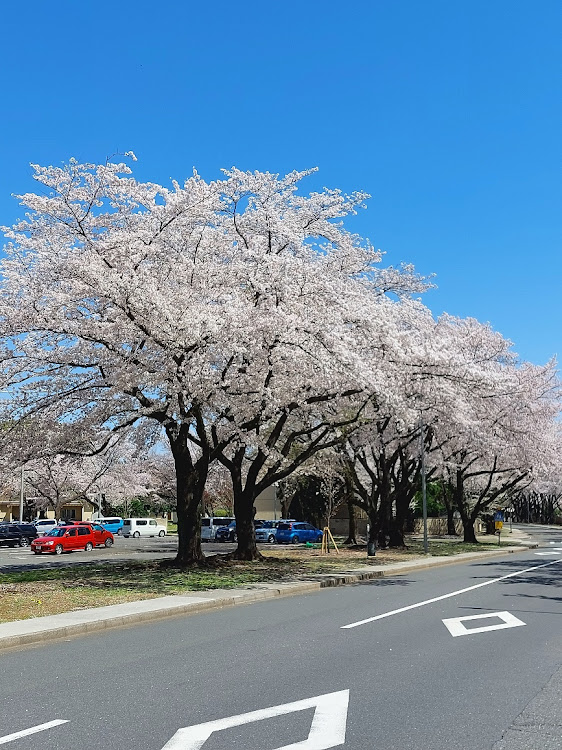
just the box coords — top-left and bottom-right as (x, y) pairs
(494, 511), (504, 546)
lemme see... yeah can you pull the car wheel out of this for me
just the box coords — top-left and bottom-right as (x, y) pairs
(117, 528), (122, 536)
(54, 544), (63, 555)
(158, 530), (165, 537)
(19, 537), (30, 547)
(316, 534), (323, 543)
(292, 536), (300, 544)
(84, 542), (93, 551)
(104, 538), (113, 547)
(232, 533), (237, 543)
(133, 531), (140, 538)
(268, 534), (275, 543)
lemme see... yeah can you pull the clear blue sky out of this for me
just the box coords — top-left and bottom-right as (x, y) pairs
(1, 0), (560, 365)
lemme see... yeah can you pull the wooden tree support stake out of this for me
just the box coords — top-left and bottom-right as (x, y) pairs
(321, 527), (339, 555)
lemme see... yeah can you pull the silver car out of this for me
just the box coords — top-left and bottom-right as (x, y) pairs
(255, 520), (297, 544)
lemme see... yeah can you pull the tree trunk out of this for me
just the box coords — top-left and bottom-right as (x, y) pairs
(377, 482), (392, 549)
(389, 489), (410, 548)
(453, 469), (478, 544)
(344, 497), (357, 545)
(231, 489), (262, 560)
(170, 436), (207, 566)
(444, 482), (458, 536)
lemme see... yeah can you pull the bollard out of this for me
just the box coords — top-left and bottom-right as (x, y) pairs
(367, 540), (376, 557)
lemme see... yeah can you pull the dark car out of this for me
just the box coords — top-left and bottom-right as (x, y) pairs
(215, 520), (266, 542)
(275, 522), (324, 544)
(0, 523), (39, 548)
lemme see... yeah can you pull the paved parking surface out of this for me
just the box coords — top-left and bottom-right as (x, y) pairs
(0, 536), (246, 570)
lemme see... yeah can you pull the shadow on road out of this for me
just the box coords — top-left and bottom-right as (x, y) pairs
(352, 577), (413, 588)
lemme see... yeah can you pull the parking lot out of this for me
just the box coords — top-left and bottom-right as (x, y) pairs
(0, 535), (243, 570)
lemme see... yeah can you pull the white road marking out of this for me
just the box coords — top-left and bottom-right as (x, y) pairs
(442, 611), (526, 637)
(161, 690), (349, 750)
(0, 720), (69, 745)
(341, 558), (562, 629)
(534, 552), (562, 556)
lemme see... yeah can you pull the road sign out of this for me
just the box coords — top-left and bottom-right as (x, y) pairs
(161, 690), (350, 749)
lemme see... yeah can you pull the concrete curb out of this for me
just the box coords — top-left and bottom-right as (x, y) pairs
(0, 543), (537, 652)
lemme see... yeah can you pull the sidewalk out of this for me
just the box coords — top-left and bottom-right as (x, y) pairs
(0, 530), (537, 651)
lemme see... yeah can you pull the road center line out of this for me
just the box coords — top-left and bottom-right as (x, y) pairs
(0, 720), (69, 745)
(341, 558), (562, 629)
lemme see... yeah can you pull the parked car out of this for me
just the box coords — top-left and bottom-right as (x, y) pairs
(121, 518), (167, 538)
(93, 517), (123, 535)
(254, 519), (298, 543)
(201, 516), (235, 541)
(0, 523), (39, 547)
(31, 525), (96, 554)
(254, 521), (277, 544)
(275, 522), (324, 544)
(78, 522), (114, 548)
(33, 519), (59, 536)
(215, 520), (266, 543)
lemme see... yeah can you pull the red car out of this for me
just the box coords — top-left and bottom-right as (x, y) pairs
(81, 522), (114, 548)
(30, 523), (114, 554)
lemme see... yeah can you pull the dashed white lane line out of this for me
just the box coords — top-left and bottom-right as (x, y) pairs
(341, 558), (562, 630)
(0, 720), (69, 745)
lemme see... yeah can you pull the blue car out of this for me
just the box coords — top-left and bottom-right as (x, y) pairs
(94, 517), (124, 535)
(275, 522), (324, 544)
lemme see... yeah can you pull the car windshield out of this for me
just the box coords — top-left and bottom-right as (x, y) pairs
(45, 528), (68, 537)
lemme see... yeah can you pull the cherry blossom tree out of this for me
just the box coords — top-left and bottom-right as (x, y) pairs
(0, 157), (427, 564)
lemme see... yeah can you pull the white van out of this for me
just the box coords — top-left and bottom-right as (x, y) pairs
(201, 517), (235, 541)
(122, 518), (167, 538)
(33, 519), (59, 536)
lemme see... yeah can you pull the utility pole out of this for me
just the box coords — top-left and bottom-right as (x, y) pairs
(419, 415), (428, 554)
(19, 465), (24, 522)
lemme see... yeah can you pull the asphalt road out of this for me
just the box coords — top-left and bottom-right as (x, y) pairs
(1, 525), (561, 749)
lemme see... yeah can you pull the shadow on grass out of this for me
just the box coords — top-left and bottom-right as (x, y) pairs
(0, 557), (354, 594)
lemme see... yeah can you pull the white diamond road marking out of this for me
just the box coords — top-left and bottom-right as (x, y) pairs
(0, 720), (69, 745)
(160, 690), (350, 750)
(442, 611), (526, 637)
